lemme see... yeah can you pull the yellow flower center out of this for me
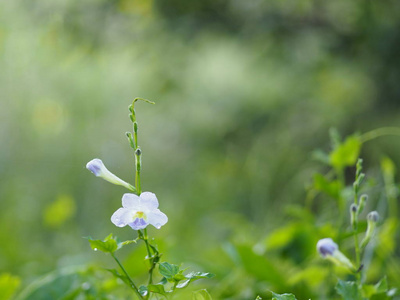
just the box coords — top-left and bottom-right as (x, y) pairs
(134, 211), (146, 219)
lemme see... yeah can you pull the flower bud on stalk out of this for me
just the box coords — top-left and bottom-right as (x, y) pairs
(361, 211), (379, 249)
(350, 204), (358, 230)
(86, 158), (137, 193)
(317, 238), (356, 272)
(358, 194), (368, 215)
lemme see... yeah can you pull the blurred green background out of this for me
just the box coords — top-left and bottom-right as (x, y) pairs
(1, 0), (400, 299)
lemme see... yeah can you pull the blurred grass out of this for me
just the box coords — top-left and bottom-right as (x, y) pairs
(1, 0), (400, 299)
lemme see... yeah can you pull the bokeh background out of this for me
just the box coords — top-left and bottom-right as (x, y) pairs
(1, 0), (400, 299)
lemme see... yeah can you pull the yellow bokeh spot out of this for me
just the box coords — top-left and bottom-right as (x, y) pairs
(32, 99), (67, 137)
(43, 194), (76, 229)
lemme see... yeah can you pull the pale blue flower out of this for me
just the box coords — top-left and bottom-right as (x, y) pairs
(111, 192), (168, 230)
(317, 238), (355, 272)
(86, 158), (136, 192)
(317, 238), (338, 257)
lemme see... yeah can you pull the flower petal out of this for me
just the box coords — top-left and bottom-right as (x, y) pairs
(129, 218), (148, 230)
(147, 209), (168, 229)
(140, 192), (159, 209)
(122, 193), (141, 208)
(111, 208), (133, 227)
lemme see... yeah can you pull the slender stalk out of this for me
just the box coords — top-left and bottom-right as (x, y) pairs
(130, 99), (157, 300)
(360, 127), (400, 143)
(336, 168), (346, 242)
(111, 252), (144, 300)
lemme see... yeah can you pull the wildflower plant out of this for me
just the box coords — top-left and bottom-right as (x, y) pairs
(316, 158), (387, 299)
(86, 98), (214, 299)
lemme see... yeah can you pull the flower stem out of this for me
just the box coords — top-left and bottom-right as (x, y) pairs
(111, 252), (144, 300)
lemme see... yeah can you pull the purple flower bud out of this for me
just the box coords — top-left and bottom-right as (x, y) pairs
(86, 159), (104, 176)
(367, 211), (379, 222)
(317, 238), (338, 257)
(86, 158), (136, 192)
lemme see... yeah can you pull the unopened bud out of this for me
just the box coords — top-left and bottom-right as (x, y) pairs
(317, 238), (355, 272)
(367, 211), (379, 222)
(361, 211), (380, 249)
(86, 158), (136, 193)
(317, 238), (338, 257)
(358, 194), (368, 214)
(350, 204), (358, 230)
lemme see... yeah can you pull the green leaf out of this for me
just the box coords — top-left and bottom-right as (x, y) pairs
(375, 277), (388, 294)
(336, 280), (361, 300)
(87, 234), (118, 253)
(159, 262), (180, 279)
(117, 239), (137, 250)
(148, 284), (167, 296)
(313, 173), (340, 199)
(329, 135), (361, 169)
(255, 297), (262, 300)
(175, 272), (215, 289)
(192, 289), (212, 300)
(185, 272), (215, 280)
(271, 292), (297, 300)
(362, 277), (388, 298)
(0, 273), (20, 300)
(138, 285), (148, 297)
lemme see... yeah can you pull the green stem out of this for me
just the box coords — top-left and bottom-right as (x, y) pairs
(111, 253), (144, 300)
(360, 127), (400, 143)
(336, 168), (346, 241)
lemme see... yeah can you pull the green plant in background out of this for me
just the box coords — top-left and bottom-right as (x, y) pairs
(316, 159), (390, 300)
(86, 98), (214, 299)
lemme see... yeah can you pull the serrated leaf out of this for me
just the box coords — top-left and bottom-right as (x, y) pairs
(87, 234), (118, 253)
(271, 292), (297, 300)
(192, 289), (212, 300)
(159, 262), (180, 279)
(336, 280), (360, 300)
(148, 284), (167, 296)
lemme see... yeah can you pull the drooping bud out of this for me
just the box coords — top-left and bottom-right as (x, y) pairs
(361, 211), (379, 249)
(317, 238), (338, 257)
(86, 159), (136, 193)
(358, 194), (368, 215)
(317, 238), (356, 272)
(367, 211), (379, 222)
(350, 204), (358, 230)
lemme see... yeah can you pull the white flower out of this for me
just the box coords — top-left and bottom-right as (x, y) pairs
(111, 192), (168, 230)
(86, 158), (136, 192)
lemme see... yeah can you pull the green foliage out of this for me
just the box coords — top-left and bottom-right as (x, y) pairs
(271, 292), (297, 300)
(0, 273), (20, 300)
(335, 280), (361, 300)
(329, 135), (362, 170)
(157, 262), (214, 293)
(362, 277), (388, 298)
(192, 289), (212, 300)
(87, 234), (136, 253)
